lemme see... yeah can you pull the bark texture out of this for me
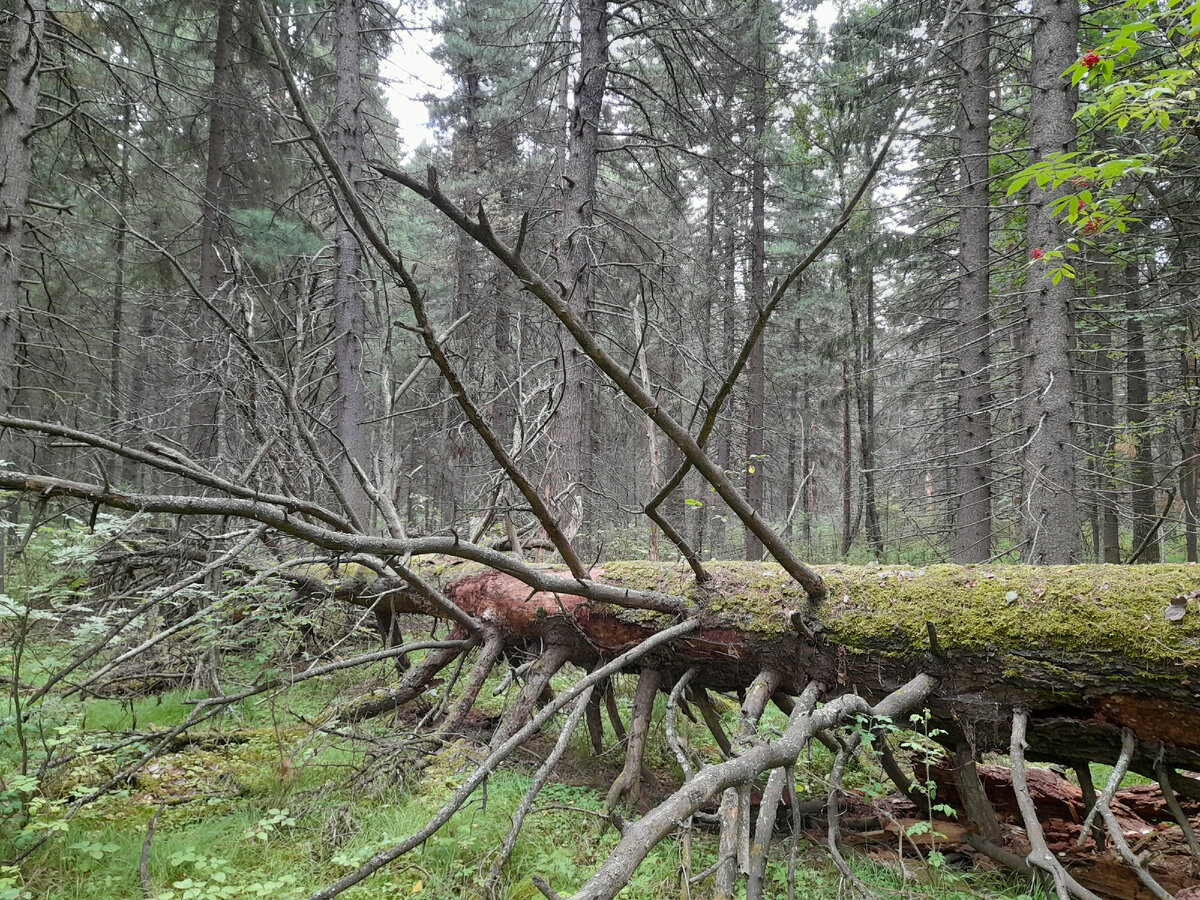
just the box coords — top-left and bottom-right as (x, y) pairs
(547, 0), (609, 544)
(1127, 261), (1160, 563)
(0, 0), (45, 421)
(745, 0), (768, 562)
(1020, 0), (1081, 563)
(953, 0), (993, 563)
(189, 0), (236, 459)
(332, 0), (369, 522)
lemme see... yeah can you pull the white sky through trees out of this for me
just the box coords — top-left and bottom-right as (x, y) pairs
(381, 0), (841, 155)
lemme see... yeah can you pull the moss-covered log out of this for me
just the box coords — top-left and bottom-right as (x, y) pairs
(343, 560), (1200, 773)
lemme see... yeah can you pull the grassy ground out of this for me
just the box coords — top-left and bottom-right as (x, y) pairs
(0, 642), (1055, 900)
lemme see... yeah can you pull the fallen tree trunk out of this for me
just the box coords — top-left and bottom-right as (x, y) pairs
(335, 560), (1200, 774)
(13, 478), (1200, 900)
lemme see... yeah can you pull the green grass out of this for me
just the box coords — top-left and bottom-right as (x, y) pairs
(1089, 761), (1154, 790)
(2, 639), (1041, 900)
(17, 770), (1041, 900)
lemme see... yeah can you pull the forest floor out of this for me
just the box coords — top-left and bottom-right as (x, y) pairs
(4, 628), (1195, 900)
(0, 634), (1110, 900)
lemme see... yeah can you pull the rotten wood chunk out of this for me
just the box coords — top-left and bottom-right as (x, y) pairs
(929, 763), (1200, 831)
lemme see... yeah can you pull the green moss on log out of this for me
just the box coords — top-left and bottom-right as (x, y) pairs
(595, 561), (1200, 664)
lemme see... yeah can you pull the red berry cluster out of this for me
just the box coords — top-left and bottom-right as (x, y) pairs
(1032, 248), (1045, 260)
(1082, 51), (1101, 70)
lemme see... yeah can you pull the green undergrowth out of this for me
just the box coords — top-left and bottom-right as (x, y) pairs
(1, 651), (1044, 900)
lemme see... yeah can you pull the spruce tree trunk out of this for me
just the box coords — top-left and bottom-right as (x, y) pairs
(784, 318), (801, 540)
(332, 0), (369, 523)
(953, 0), (993, 563)
(848, 257), (883, 560)
(1127, 260), (1160, 562)
(0, 0), (45, 427)
(109, 99), (133, 486)
(841, 359), (853, 557)
(1020, 0), (1081, 563)
(715, 174), (738, 557)
(745, 0), (768, 562)
(341, 560), (1200, 774)
(189, 0), (235, 460)
(1182, 326), (1200, 563)
(547, 0), (607, 546)
(0, 0), (42, 593)
(1179, 228), (1200, 563)
(1093, 257), (1122, 562)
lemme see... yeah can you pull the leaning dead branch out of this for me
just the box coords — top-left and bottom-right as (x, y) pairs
(485, 685), (596, 892)
(1155, 762), (1200, 861)
(605, 666), (660, 810)
(746, 766), (789, 900)
(1010, 709), (1104, 900)
(826, 739), (877, 899)
(1085, 731), (1174, 900)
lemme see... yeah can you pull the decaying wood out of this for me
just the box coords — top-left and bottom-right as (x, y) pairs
(568, 675), (935, 900)
(286, 558), (1200, 899)
(605, 666), (660, 810)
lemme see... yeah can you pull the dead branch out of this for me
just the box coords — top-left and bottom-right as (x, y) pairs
(302, 617), (700, 900)
(826, 739), (878, 898)
(1155, 763), (1200, 861)
(1087, 731), (1174, 900)
(1010, 709), (1104, 900)
(0, 468), (687, 616)
(139, 804), (162, 899)
(485, 685), (596, 892)
(746, 766), (789, 900)
(605, 666), (660, 810)
(562, 674), (934, 900)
